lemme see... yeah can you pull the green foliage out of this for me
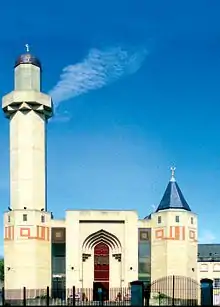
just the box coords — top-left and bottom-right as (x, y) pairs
(153, 292), (168, 299)
(0, 258), (4, 282)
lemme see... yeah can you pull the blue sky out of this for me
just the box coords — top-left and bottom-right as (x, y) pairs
(0, 0), (220, 253)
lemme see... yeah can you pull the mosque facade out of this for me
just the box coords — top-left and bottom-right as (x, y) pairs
(1, 49), (219, 302)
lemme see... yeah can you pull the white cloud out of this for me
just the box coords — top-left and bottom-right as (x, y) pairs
(199, 230), (216, 243)
(49, 46), (147, 108)
(151, 204), (156, 211)
(51, 110), (72, 123)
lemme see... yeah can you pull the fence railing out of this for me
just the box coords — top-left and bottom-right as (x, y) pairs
(0, 275), (200, 306)
(150, 275), (199, 306)
(1, 287), (131, 306)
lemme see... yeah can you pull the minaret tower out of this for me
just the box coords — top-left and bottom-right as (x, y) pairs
(2, 45), (53, 293)
(151, 168), (198, 283)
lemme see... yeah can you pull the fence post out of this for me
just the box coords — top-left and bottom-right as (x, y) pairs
(46, 286), (49, 307)
(72, 286), (75, 306)
(145, 284), (151, 307)
(2, 286), (5, 306)
(23, 287), (26, 306)
(172, 275), (175, 306)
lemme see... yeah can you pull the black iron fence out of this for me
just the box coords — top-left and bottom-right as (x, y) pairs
(0, 287), (131, 306)
(0, 275), (201, 306)
(150, 275), (199, 306)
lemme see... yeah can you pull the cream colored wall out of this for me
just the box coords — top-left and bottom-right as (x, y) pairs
(150, 209), (198, 283)
(198, 261), (220, 281)
(9, 111), (46, 211)
(2, 90), (52, 212)
(14, 64), (41, 91)
(4, 210), (51, 297)
(51, 219), (65, 228)
(138, 218), (151, 228)
(65, 210), (138, 290)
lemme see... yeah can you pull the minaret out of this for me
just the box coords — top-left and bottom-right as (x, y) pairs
(2, 45), (53, 293)
(151, 167), (198, 283)
(2, 45), (53, 211)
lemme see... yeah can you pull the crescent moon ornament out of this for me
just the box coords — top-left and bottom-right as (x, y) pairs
(25, 44), (30, 53)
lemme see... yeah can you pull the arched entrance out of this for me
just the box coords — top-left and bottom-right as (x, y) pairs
(201, 279), (213, 306)
(93, 242), (109, 301)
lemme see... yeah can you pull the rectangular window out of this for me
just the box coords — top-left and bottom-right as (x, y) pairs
(138, 257), (151, 274)
(214, 278), (220, 288)
(41, 215), (45, 223)
(8, 215), (10, 223)
(23, 214), (27, 222)
(191, 217), (193, 224)
(158, 216), (161, 224)
(52, 256), (66, 275)
(175, 216), (180, 223)
(138, 242), (150, 258)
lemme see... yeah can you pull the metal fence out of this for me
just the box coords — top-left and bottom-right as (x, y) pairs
(150, 275), (199, 306)
(1, 287), (131, 306)
(0, 275), (200, 306)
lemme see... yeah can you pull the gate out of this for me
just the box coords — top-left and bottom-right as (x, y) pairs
(150, 275), (199, 306)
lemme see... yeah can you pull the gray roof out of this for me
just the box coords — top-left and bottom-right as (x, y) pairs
(156, 176), (191, 212)
(198, 244), (220, 262)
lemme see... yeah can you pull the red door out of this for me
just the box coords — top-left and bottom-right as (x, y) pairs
(94, 242), (109, 281)
(94, 243), (109, 300)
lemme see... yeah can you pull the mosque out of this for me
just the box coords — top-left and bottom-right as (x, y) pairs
(2, 48), (219, 303)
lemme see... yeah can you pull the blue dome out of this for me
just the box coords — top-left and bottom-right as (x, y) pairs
(14, 53), (41, 69)
(155, 179), (191, 212)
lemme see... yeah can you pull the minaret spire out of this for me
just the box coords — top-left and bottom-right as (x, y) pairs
(170, 166), (176, 182)
(155, 166), (191, 212)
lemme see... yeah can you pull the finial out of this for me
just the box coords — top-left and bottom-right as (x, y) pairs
(170, 166), (176, 182)
(25, 44), (30, 53)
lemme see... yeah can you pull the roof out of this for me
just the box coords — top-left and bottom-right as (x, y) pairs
(155, 170), (191, 212)
(14, 53), (41, 69)
(144, 214), (152, 220)
(198, 244), (220, 262)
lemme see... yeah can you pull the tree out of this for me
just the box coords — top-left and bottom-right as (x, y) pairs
(0, 259), (4, 282)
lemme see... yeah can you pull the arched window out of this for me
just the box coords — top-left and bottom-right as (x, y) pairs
(213, 264), (220, 272)
(200, 264), (208, 272)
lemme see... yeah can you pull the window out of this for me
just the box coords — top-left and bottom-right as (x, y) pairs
(213, 264), (220, 272)
(8, 215), (10, 223)
(175, 216), (180, 223)
(23, 214), (27, 222)
(158, 216), (161, 224)
(41, 215), (45, 223)
(214, 278), (220, 288)
(139, 229), (150, 241)
(191, 217), (194, 224)
(52, 256), (66, 275)
(200, 264), (208, 272)
(138, 260), (150, 274)
(138, 242), (150, 258)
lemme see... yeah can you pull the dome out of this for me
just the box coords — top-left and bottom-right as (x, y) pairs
(14, 53), (41, 69)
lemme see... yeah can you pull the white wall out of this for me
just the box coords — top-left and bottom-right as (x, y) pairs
(65, 210), (139, 289)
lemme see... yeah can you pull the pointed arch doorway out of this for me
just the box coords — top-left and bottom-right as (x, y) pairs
(93, 242), (109, 301)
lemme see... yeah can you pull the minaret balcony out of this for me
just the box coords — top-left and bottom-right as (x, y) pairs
(2, 90), (53, 118)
